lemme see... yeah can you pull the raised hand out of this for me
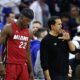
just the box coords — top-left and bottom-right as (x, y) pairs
(58, 30), (70, 41)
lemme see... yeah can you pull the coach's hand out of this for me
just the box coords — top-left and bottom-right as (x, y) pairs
(58, 31), (70, 41)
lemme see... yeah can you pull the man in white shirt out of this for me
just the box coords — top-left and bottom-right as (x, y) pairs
(29, 0), (50, 29)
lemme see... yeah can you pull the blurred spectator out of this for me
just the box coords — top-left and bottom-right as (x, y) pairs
(29, 0), (50, 29)
(32, 21), (42, 34)
(68, 5), (80, 38)
(0, 0), (21, 15)
(5, 12), (17, 24)
(76, 14), (80, 25)
(46, 0), (60, 16)
(75, 65), (80, 79)
(61, 12), (70, 31)
(30, 28), (48, 79)
(19, 0), (31, 12)
(0, 0), (20, 25)
(70, 0), (80, 8)
(58, 0), (71, 13)
(70, 25), (80, 80)
(3, 12), (17, 25)
(30, 21), (42, 40)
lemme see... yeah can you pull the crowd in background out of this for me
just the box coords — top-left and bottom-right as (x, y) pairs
(0, 0), (80, 80)
(0, 0), (80, 36)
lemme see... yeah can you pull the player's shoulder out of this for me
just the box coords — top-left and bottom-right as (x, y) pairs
(5, 23), (12, 27)
(4, 23), (12, 29)
(3, 23), (13, 35)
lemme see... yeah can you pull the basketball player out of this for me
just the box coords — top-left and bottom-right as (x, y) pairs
(0, 8), (34, 80)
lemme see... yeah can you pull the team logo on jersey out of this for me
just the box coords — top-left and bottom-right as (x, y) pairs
(13, 34), (28, 41)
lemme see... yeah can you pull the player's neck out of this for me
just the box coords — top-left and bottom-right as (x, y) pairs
(16, 21), (23, 30)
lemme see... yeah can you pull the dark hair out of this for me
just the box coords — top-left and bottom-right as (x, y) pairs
(33, 21), (41, 25)
(48, 16), (60, 30)
(34, 28), (48, 38)
(5, 12), (14, 18)
(21, 8), (34, 20)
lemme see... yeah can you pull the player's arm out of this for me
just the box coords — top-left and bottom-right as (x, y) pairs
(0, 24), (12, 44)
(26, 38), (34, 80)
(0, 24), (12, 75)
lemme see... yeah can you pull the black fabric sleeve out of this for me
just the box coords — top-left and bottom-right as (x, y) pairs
(40, 39), (48, 71)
